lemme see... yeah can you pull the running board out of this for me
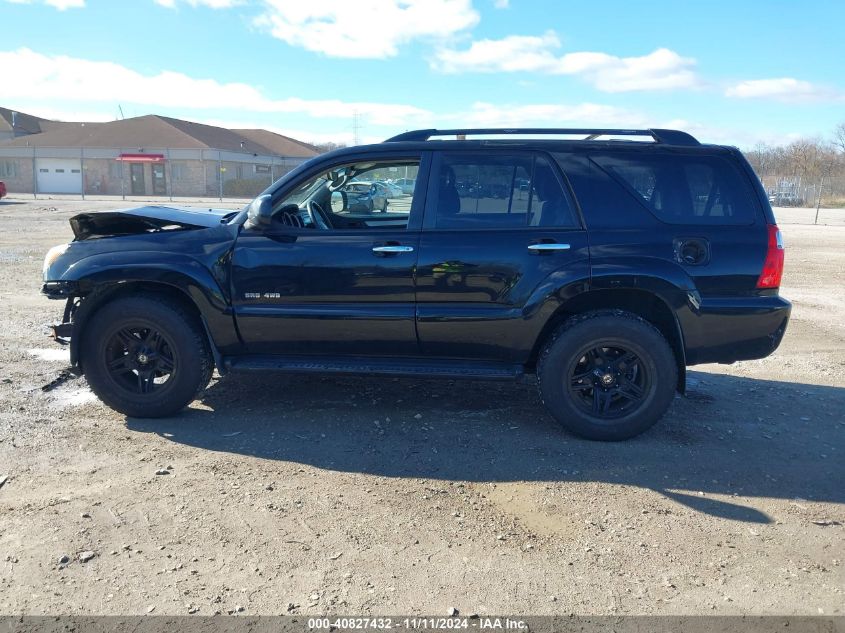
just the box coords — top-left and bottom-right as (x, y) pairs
(224, 355), (524, 381)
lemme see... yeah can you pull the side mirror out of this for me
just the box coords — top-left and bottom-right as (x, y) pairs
(328, 172), (348, 191)
(330, 190), (347, 213)
(246, 194), (272, 227)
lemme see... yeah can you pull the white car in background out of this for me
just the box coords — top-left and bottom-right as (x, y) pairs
(394, 178), (416, 195)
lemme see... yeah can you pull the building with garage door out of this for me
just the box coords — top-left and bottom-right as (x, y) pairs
(0, 107), (319, 198)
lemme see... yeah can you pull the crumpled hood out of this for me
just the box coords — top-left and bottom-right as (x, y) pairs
(69, 205), (234, 240)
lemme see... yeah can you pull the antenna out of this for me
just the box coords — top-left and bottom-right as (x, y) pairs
(118, 105), (125, 120)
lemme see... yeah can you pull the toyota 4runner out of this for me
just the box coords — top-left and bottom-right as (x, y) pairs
(42, 128), (790, 440)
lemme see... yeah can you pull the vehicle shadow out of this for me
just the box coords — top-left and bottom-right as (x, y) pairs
(126, 370), (845, 524)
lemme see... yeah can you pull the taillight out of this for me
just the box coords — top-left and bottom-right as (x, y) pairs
(757, 224), (784, 289)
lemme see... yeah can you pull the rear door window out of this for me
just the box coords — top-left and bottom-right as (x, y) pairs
(591, 153), (757, 225)
(430, 152), (578, 229)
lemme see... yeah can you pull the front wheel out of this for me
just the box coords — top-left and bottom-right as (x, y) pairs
(81, 295), (213, 418)
(537, 311), (677, 441)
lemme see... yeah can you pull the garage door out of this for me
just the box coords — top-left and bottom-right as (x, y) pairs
(36, 158), (82, 194)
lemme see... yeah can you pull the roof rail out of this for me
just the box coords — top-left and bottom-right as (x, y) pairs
(384, 128), (700, 146)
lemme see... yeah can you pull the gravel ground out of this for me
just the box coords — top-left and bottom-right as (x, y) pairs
(0, 197), (842, 616)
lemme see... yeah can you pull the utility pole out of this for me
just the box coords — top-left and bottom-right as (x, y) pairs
(167, 147), (173, 202)
(352, 109), (361, 146)
(218, 151), (223, 201)
(32, 148), (37, 199)
(80, 147), (85, 200)
(814, 169), (829, 225)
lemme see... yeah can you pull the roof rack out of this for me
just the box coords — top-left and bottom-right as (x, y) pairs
(384, 128), (700, 146)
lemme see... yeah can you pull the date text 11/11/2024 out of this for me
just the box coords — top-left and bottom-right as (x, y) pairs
(306, 617), (528, 630)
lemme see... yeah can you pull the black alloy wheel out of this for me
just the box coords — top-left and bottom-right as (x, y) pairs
(537, 311), (677, 441)
(81, 294), (213, 418)
(105, 325), (177, 395)
(568, 345), (649, 419)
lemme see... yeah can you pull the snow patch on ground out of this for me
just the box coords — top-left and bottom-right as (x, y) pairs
(28, 347), (70, 362)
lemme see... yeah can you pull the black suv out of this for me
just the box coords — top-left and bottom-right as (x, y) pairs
(42, 128), (790, 440)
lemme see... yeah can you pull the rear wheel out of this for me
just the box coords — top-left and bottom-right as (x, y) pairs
(81, 295), (213, 418)
(537, 311), (677, 440)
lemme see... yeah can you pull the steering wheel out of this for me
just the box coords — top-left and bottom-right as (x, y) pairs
(306, 200), (331, 230)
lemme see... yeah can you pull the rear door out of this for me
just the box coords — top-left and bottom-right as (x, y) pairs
(415, 150), (590, 362)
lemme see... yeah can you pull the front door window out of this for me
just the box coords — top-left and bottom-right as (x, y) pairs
(270, 160), (420, 230)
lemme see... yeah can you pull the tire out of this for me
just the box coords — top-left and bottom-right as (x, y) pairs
(537, 311), (677, 441)
(80, 294), (213, 418)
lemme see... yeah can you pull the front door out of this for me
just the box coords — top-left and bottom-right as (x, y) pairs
(151, 163), (167, 195)
(415, 150), (590, 362)
(130, 163), (145, 195)
(231, 155), (428, 356)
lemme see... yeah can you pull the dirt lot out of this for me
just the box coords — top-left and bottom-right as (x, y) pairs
(0, 198), (843, 616)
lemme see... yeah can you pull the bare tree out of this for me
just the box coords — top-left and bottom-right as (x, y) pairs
(834, 122), (845, 156)
(311, 141), (348, 154)
(741, 123), (845, 207)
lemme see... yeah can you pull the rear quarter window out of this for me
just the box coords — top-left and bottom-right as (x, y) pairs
(591, 152), (758, 225)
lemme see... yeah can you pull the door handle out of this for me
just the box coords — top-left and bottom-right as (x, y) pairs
(372, 245), (414, 254)
(527, 243), (571, 252)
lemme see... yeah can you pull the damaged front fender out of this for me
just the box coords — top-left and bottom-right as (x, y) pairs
(41, 205), (244, 372)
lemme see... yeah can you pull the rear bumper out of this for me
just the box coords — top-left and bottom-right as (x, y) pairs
(683, 295), (791, 365)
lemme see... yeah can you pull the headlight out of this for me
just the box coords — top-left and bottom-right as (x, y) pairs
(43, 243), (69, 277)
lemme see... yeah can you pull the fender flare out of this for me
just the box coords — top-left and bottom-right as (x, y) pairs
(60, 252), (238, 369)
(522, 259), (693, 390)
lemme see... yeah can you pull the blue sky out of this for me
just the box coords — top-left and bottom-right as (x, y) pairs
(1, 0), (843, 147)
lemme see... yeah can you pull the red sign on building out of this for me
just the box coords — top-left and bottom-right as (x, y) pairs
(115, 154), (165, 163)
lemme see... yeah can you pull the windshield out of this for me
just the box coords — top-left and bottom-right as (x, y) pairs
(284, 174), (330, 206)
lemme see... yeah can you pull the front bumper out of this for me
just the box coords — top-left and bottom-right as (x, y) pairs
(42, 280), (80, 299)
(683, 295), (791, 365)
(44, 293), (78, 354)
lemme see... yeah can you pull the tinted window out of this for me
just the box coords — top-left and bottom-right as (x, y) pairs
(433, 152), (577, 229)
(592, 153), (757, 225)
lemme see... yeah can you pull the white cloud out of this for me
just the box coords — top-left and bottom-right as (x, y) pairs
(0, 48), (433, 127)
(153, 0), (241, 8)
(658, 118), (808, 147)
(197, 118), (384, 146)
(454, 101), (645, 128)
(432, 31), (700, 92)
(725, 78), (843, 103)
(4, 0), (84, 9)
(254, 0), (479, 59)
(5, 105), (118, 122)
(5, 48), (803, 148)
(492, 0), (509, 7)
